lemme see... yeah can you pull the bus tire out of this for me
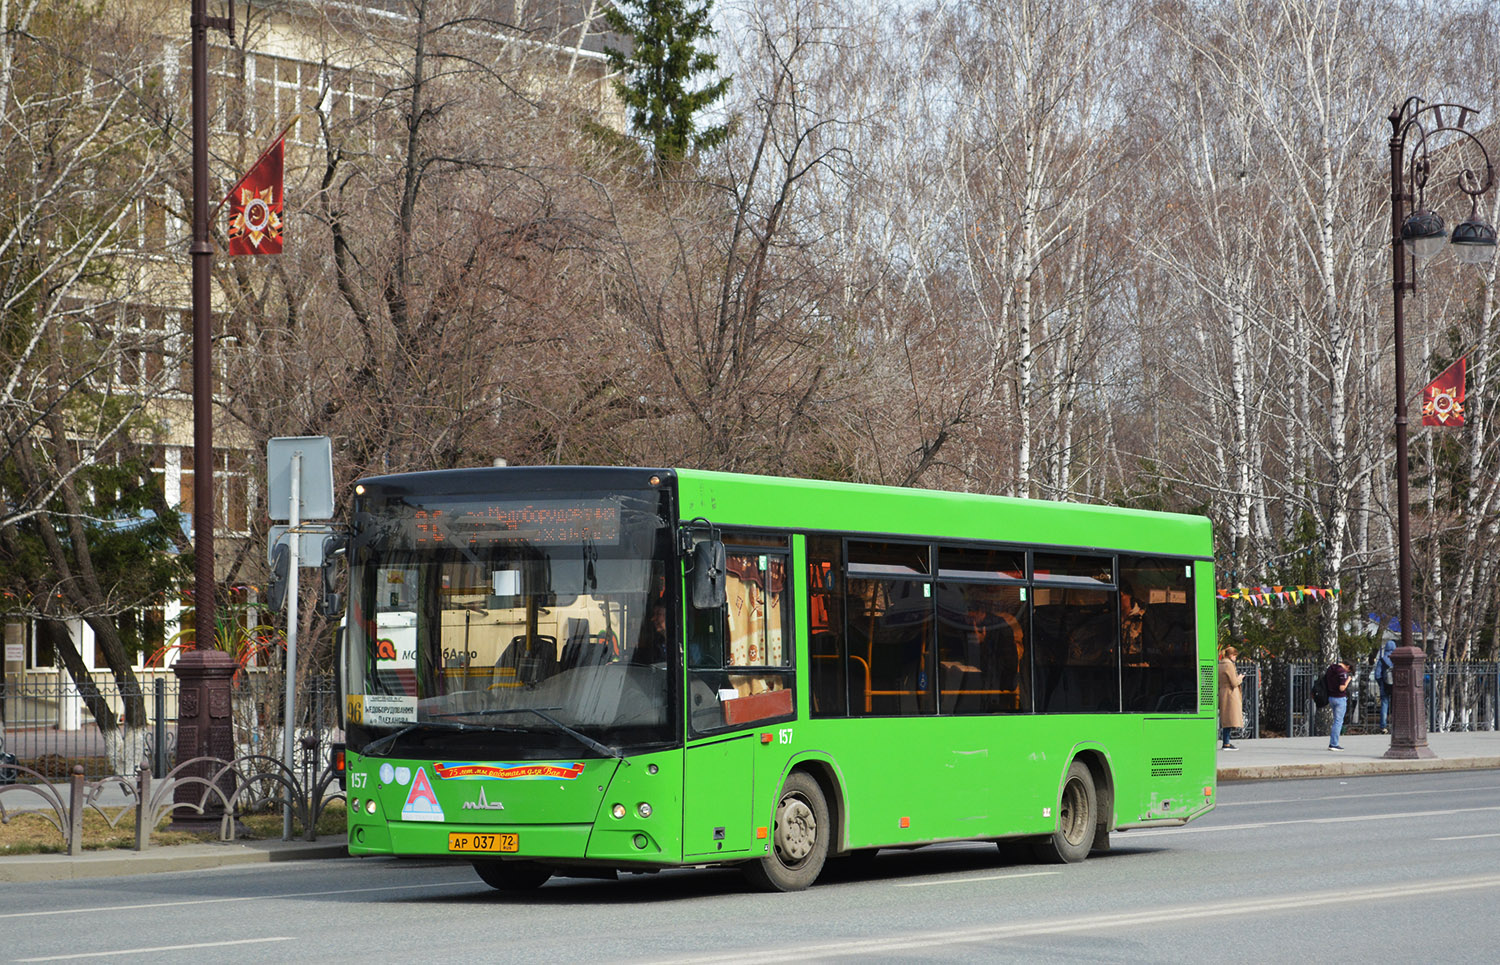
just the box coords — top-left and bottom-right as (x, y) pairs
(1034, 761), (1097, 864)
(743, 771), (830, 892)
(472, 859), (552, 891)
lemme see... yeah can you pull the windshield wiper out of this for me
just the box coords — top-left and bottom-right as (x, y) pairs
(360, 719), (472, 758)
(432, 706), (627, 762)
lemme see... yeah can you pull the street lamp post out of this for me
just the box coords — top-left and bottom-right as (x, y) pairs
(190, 2), (233, 642)
(1385, 97), (1495, 760)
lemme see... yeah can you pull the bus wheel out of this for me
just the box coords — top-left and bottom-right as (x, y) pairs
(743, 772), (830, 892)
(472, 860), (552, 891)
(1034, 761), (1097, 864)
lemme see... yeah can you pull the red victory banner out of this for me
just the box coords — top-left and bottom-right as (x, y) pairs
(225, 136), (284, 255)
(1421, 357), (1466, 427)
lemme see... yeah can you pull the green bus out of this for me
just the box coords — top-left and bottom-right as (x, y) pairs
(334, 466), (1217, 892)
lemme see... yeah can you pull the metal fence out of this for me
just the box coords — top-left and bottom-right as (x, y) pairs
(226, 672), (342, 791)
(1241, 660), (1500, 739)
(1224, 663), (1260, 741)
(0, 676), (177, 781)
(1, 672), (339, 782)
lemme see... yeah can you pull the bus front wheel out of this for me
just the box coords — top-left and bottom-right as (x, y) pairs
(472, 859), (552, 891)
(743, 772), (830, 892)
(1034, 761), (1097, 864)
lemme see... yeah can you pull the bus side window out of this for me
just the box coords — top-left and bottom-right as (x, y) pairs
(1120, 556), (1197, 712)
(1032, 588), (1116, 713)
(847, 541), (933, 717)
(807, 537), (846, 717)
(936, 582), (1028, 714)
(688, 542), (796, 734)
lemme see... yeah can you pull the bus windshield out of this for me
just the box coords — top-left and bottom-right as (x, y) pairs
(343, 485), (677, 759)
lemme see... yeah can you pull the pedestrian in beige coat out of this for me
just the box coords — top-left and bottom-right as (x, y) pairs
(1218, 646), (1245, 750)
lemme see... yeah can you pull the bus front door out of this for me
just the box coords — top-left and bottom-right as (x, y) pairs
(683, 734), (755, 859)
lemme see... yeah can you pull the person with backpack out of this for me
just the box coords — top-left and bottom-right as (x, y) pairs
(1373, 640), (1397, 733)
(1325, 660), (1352, 750)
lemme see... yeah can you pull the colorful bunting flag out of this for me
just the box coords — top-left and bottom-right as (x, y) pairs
(1216, 585), (1339, 607)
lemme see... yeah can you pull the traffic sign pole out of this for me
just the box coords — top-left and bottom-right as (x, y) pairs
(283, 449), (301, 839)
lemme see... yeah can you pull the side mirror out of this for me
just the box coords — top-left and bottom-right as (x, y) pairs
(267, 542), (290, 612)
(690, 539), (726, 609)
(319, 536), (346, 618)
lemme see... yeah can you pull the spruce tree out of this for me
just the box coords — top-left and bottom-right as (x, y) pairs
(603, 0), (731, 170)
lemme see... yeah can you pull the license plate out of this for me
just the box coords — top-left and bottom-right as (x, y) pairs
(448, 832), (519, 853)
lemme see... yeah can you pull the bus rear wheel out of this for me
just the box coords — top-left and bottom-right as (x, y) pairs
(472, 859), (552, 891)
(1034, 761), (1097, 864)
(743, 772), (830, 892)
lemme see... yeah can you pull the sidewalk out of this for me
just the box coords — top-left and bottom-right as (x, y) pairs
(0, 834), (349, 884)
(1216, 730), (1500, 781)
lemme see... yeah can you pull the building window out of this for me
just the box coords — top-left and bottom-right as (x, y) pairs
(177, 446), (253, 536)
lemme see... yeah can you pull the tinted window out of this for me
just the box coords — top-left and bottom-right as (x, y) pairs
(848, 540), (930, 578)
(1033, 553), (1113, 586)
(1032, 586), (1118, 712)
(938, 546), (1025, 581)
(719, 531), (790, 549)
(936, 582), (1029, 713)
(1120, 557), (1197, 712)
(847, 573), (933, 716)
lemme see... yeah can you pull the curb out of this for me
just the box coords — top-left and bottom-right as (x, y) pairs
(0, 837), (349, 884)
(1219, 757), (1500, 782)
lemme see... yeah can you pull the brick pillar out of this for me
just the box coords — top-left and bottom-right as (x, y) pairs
(171, 649), (238, 830)
(1384, 645), (1436, 760)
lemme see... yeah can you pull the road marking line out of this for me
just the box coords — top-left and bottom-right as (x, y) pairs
(650, 873), (1500, 964)
(16, 937), (295, 962)
(896, 871), (1060, 887)
(0, 880), (472, 921)
(1125, 804), (1500, 836)
(1432, 832), (1500, 841)
(1216, 783), (1500, 808)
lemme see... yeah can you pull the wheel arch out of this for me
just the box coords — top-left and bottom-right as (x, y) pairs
(781, 753), (849, 854)
(1067, 743), (1115, 835)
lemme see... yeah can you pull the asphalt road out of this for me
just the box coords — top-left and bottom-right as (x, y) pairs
(3, 770), (1498, 963)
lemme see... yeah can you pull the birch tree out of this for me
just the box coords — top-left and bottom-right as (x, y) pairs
(941, 0), (1132, 499)
(1141, 0), (1427, 663)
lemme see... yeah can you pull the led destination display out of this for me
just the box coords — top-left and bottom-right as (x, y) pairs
(400, 498), (622, 547)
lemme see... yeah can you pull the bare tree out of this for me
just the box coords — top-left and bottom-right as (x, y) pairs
(1136, 0), (1430, 663)
(934, 0), (1136, 499)
(590, 0), (852, 475)
(0, 0), (185, 772)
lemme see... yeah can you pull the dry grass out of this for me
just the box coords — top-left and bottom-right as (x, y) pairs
(0, 798), (346, 856)
(16, 755), (112, 783)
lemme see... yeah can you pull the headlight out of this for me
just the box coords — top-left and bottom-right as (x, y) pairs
(612, 803), (627, 819)
(637, 802), (652, 818)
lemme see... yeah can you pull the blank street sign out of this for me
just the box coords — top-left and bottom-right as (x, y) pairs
(266, 436), (334, 521)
